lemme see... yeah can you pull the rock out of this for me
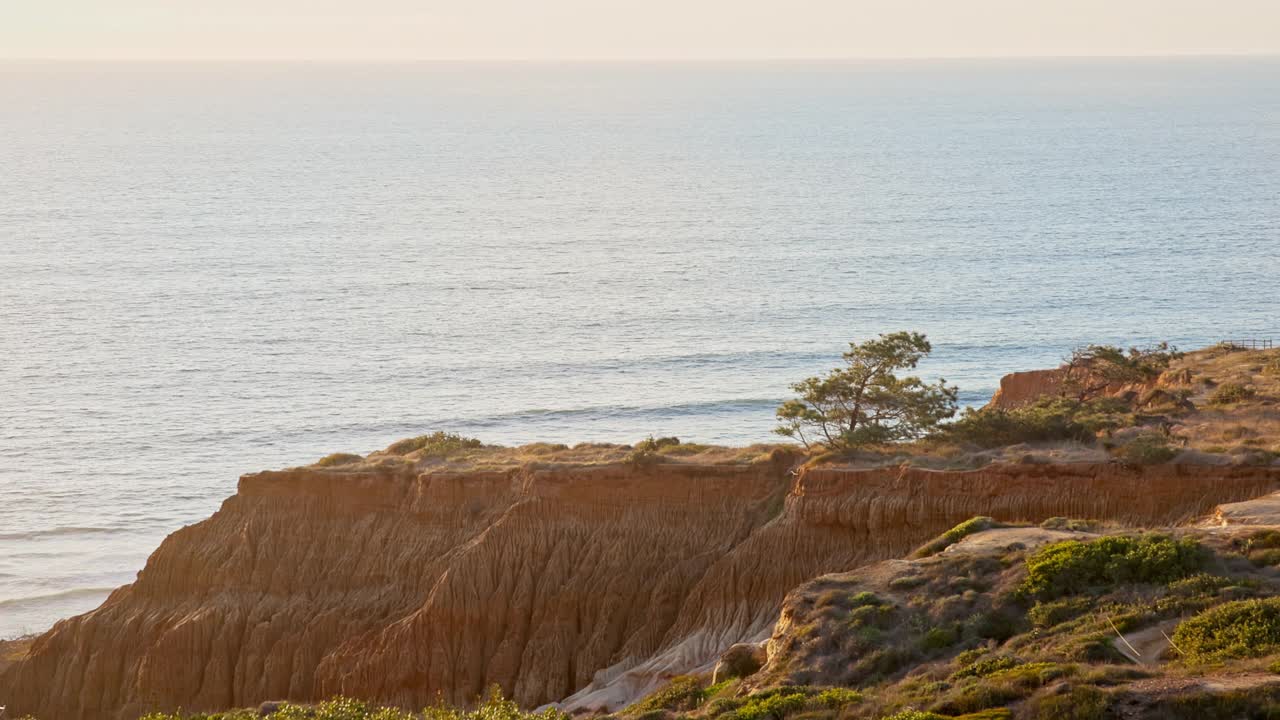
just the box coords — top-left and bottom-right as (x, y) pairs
(713, 643), (766, 683)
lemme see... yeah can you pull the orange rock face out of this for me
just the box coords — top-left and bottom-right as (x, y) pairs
(3, 458), (1278, 720)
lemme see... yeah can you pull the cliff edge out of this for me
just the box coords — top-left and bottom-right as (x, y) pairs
(3, 453), (1278, 720)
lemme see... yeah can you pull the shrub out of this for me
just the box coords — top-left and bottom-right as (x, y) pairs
(1172, 597), (1280, 662)
(1118, 433), (1178, 465)
(386, 432), (483, 456)
(952, 655), (1019, 680)
(889, 575), (927, 590)
(1039, 517), (1098, 532)
(913, 517), (1000, 558)
(1265, 357), (1280, 378)
(627, 676), (710, 714)
(921, 626), (959, 651)
(1019, 535), (1205, 600)
(1025, 685), (1108, 720)
(139, 691), (570, 720)
(721, 690), (810, 720)
(808, 688), (862, 709)
(1028, 596), (1091, 628)
(939, 397), (1129, 449)
(877, 711), (947, 720)
(1148, 686), (1280, 719)
(1209, 383), (1256, 405)
(315, 452), (364, 467)
(635, 436), (681, 452)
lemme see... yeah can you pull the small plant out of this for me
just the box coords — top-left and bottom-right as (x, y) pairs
(1028, 596), (1091, 629)
(1025, 685), (1108, 720)
(1117, 433), (1178, 465)
(315, 452), (364, 467)
(912, 517), (1001, 558)
(138, 690), (568, 720)
(385, 432), (483, 457)
(634, 436), (681, 452)
(1264, 357), (1280, 377)
(951, 655), (1019, 679)
(808, 688), (862, 709)
(877, 711), (948, 720)
(1209, 383), (1256, 405)
(626, 676), (708, 715)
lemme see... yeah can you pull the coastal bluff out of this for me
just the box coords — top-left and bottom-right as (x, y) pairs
(3, 454), (1278, 720)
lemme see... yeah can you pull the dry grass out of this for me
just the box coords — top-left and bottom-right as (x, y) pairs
(1159, 347), (1280, 459)
(0, 635), (33, 674)
(304, 439), (792, 472)
(301, 346), (1280, 474)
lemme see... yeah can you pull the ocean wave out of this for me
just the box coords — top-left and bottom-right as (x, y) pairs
(0, 526), (122, 542)
(0, 587), (114, 612)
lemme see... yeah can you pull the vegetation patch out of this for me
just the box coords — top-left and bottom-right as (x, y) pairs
(627, 676), (713, 715)
(386, 431), (484, 457)
(1019, 535), (1204, 600)
(315, 452), (364, 467)
(1209, 382), (1257, 406)
(139, 690), (569, 720)
(1117, 432), (1178, 465)
(940, 397), (1129, 449)
(1172, 597), (1280, 662)
(912, 517), (1002, 558)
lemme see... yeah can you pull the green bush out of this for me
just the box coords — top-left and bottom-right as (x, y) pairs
(1209, 383), (1256, 405)
(315, 452), (365, 467)
(1118, 433), (1178, 465)
(952, 655), (1018, 680)
(627, 676), (710, 715)
(1028, 596), (1091, 628)
(808, 688), (862, 709)
(921, 626), (959, 651)
(721, 690), (809, 720)
(1025, 685), (1108, 720)
(877, 711), (947, 720)
(386, 432), (483, 456)
(139, 691), (568, 720)
(635, 436), (681, 452)
(939, 397), (1129, 449)
(913, 517), (1000, 558)
(1019, 535), (1204, 600)
(1147, 686), (1280, 719)
(1172, 597), (1280, 662)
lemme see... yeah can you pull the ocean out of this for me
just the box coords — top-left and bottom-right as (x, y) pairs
(1, 58), (1277, 639)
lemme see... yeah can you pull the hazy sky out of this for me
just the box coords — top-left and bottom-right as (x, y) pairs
(5, 0), (1280, 61)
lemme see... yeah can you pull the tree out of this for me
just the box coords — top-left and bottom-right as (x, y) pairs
(775, 332), (958, 450)
(1061, 342), (1181, 402)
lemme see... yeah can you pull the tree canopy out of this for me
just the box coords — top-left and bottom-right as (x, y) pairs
(775, 331), (957, 450)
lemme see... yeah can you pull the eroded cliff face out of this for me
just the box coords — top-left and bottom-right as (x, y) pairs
(3, 458), (1278, 720)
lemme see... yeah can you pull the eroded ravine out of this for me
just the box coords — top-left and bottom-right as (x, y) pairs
(3, 456), (1277, 720)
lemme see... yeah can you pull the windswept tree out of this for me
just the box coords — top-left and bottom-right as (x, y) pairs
(775, 331), (958, 450)
(1061, 342), (1181, 402)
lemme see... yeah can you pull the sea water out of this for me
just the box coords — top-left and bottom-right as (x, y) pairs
(1, 58), (1278, 638)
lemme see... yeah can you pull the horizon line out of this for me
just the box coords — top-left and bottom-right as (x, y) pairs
(3, 51), (1278, 64)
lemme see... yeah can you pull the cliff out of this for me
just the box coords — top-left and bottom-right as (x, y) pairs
(3, 457), (1279, 720)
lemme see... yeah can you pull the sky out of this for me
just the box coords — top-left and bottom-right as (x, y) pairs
(3, 0), (1280, 61)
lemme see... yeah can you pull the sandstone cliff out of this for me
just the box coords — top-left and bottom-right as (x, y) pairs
(3, 457), (1278, 720)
